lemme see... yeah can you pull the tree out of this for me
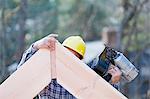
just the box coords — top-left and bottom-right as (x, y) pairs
(17, 0), (28, 61)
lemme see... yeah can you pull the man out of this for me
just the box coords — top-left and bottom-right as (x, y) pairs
(18, 34), (121, 99)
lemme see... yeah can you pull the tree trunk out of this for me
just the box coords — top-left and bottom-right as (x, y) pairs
(0, 0), (8, 83)
(17, 0), (28, 61)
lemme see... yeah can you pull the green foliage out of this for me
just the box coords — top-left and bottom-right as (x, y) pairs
(0, 0), (113, 73)
(0, 1), (149, 92)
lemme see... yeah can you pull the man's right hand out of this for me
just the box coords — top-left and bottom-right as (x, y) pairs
(108, 65), (122, 84)
(33, 34), (58, 51)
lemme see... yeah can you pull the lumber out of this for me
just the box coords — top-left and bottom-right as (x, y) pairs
(0, 49), (52, 99)
(0, 41), (127, 99)
(56, 42), (127, 99)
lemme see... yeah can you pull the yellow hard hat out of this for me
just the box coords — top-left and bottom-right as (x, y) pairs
(62, 36), (86, 58)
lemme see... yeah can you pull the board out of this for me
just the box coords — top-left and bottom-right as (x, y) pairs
(56, 42), (127, 99)
(0, 49), (52, 99)
(0, 41), (127, 99)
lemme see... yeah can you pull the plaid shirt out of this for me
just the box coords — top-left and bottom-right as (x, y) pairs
(18, 44), (119, 99)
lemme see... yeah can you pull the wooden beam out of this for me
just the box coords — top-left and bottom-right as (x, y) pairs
(0, 41), (127, 99)
(0, 49), (52, 99)
(56, 42), (127, 99)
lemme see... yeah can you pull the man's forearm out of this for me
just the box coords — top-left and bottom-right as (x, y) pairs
(87, 56), (120, 90)
(17, 44), (38, 68)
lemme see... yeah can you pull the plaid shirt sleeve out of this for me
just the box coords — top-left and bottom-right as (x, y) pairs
(17, 44), (37, 68)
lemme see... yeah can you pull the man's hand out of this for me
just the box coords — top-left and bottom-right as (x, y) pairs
(108, 65), (122, 84)
(33, 34), (58, 51)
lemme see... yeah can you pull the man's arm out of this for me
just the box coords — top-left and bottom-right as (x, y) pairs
(87, 56), (121, 90)
(17, 44), (38, 68)
(17, 34), (57, 99)
(17, 34), (58, 68)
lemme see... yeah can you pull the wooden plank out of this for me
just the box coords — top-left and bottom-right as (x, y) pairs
(0, 49), (52, 99)
(0, 41), (127, 99)
(56, 42), (127, 99)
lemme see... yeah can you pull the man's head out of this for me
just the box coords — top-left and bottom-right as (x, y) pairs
(62, 36), (86, 60)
